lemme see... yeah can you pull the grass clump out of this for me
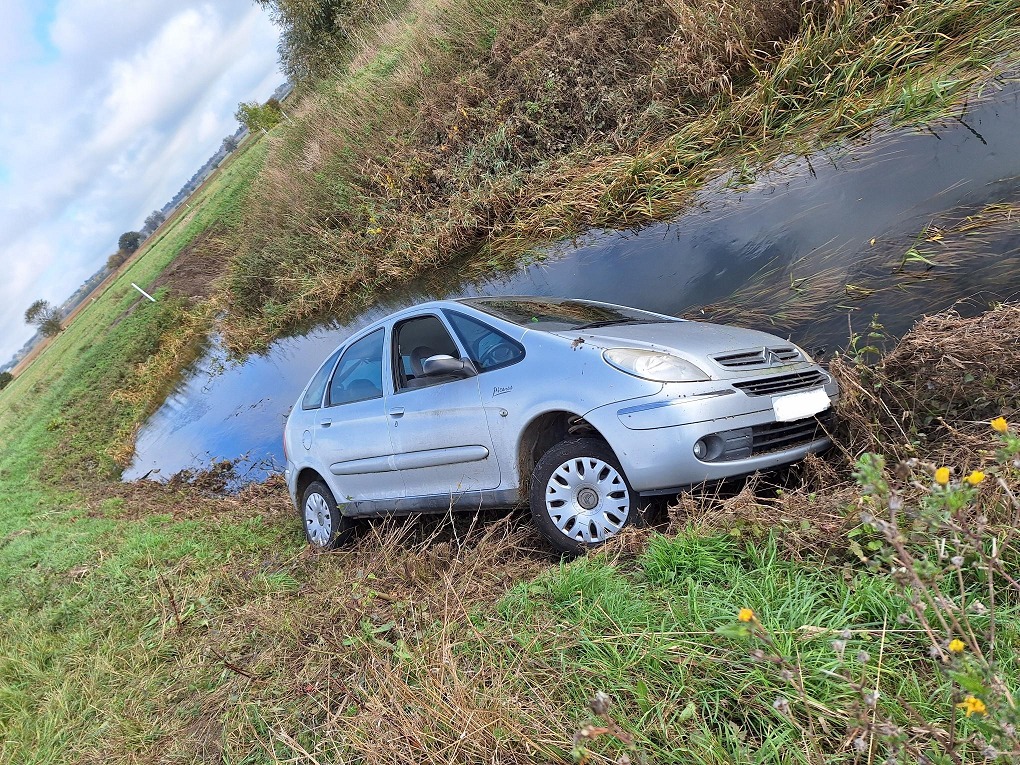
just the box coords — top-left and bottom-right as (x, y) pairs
(832, 302), (1020, 468)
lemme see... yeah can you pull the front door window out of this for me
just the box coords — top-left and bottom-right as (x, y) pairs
(393, 315), (462, 390)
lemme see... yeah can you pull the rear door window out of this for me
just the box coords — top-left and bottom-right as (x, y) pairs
(327, 329), (385, 406)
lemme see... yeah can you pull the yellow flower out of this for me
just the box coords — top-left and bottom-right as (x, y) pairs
(934, 467), (951, 486)
(991, 417), (1009, 433)
(957, 696), (987, 717)
(948, 639), (965, 653)
(738, 608), (755, 623)
(965, 470), (985, 486)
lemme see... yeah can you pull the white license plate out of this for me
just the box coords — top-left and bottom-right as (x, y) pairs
(772, 387), (830, 423)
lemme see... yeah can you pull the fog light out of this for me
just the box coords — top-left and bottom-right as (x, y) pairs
(693, 439), (708, 459)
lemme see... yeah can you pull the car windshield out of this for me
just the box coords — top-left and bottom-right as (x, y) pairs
(464, 298), (677, 331)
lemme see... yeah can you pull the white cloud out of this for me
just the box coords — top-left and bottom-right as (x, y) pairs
(0, 0), (282, 364)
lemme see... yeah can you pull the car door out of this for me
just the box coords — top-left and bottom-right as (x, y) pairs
(312, 328), (405, 506)
(388, 312), (501, 498)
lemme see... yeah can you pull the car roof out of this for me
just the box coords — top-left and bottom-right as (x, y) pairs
(453, 295), (588, 306)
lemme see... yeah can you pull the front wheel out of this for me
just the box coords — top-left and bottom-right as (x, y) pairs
(301, 481), (355, 550)
(530, 438), (636, 554)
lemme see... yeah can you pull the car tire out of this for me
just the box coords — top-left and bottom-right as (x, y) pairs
(530, 437), (637, 554)
(301, 481), (354, 550)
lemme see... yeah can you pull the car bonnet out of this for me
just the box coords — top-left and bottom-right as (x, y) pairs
(550, 320), (792, 360)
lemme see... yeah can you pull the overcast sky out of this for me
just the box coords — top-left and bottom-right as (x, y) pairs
(0, 0), (282, 365)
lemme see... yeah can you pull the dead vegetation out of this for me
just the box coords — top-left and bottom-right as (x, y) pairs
(150, 225), (233, 302)
(831, 303), (1020, 466)
(144, 513), (561, 763)
(224, 0), (809, 344)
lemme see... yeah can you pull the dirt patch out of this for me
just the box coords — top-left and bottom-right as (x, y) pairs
(151, 226), (232, 302)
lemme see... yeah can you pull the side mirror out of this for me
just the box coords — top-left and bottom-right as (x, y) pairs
(421, 354), (474, 377)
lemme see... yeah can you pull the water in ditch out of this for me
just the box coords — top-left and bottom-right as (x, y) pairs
(123, 80), (1020, 485)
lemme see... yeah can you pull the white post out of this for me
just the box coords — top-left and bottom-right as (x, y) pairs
(131, 283), (156, 302)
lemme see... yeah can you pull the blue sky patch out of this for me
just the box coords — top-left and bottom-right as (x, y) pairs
(32, 0), (61, 61)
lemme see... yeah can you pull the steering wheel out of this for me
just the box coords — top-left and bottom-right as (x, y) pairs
(477, 343), (516, 369)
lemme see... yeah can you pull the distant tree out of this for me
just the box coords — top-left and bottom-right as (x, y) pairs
(24, 299), (63, 338)
(234, 100), (283, 133)
(142, 210), (166, 235)
(0, 371), (12, 391)
(25, 299), (50, 325)
(107, 250), (130, 270)
(254, 0), (373, 80)
(118, 231), (142, 254)
(222, 135), (240, 152)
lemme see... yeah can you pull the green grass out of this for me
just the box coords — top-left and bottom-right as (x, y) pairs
(476, 533), (1018, 764)
(0, 132), (282, 764)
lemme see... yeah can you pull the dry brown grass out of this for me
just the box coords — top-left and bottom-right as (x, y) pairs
(217, 0), (817, 347)
(830, 303), (1020, 467)
(136, 511), (570, 764)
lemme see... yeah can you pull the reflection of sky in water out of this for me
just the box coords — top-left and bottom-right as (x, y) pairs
(126, 83), (1020, 483)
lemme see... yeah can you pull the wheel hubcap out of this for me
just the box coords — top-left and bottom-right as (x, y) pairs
(304, 492), (332, 547)
(544, 456), (630, 544)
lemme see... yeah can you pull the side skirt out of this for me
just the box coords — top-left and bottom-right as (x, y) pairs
(341, 488), (521, 518)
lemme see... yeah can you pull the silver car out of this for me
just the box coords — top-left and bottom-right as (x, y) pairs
(283, 297), (838, 553)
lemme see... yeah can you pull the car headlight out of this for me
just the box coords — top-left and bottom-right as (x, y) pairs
(603, 349), (710, 382)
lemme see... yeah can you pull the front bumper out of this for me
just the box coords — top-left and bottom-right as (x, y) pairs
(583, 376), (839, 493)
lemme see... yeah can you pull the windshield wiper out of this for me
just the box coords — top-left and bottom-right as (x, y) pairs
(573, 319), (663, 330)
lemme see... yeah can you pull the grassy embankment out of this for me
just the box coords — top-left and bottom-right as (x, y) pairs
(0, 137), (273, 762)
(218, 0), (1020, 351)
(2, 0), (1020, 762)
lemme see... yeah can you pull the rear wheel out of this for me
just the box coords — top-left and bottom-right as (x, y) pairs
(530, 438), (636, 554)
(301, 481), (354, 550)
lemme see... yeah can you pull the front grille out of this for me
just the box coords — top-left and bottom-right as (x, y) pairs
(704, 413), (833, 463)
(732, 370), (827, 396)
(752, 416), (832, 454)
(714, 346), (801, 369)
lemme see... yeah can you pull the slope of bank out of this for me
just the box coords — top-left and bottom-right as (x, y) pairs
(216, 0), (1020, 351)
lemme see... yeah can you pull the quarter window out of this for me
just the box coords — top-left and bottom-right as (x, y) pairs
(301, 347), (342, 410)
(327, 329), (385, 407)
(446, 311), (525, 372)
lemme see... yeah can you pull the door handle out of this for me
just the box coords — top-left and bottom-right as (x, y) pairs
(388, 407), (405, 418)
(319, 419), (332, 428)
